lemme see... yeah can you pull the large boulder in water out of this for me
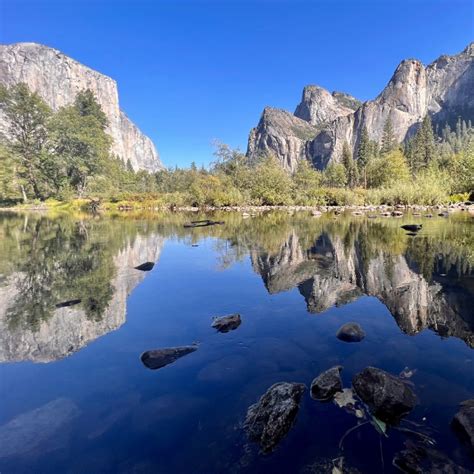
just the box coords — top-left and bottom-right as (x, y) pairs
(211, 313), (242, 333)
(140, 345), (198, 370)
(336, 322), (365, 342)
(244, 382), (305, 453)
(393, 440), (470, 473)
(310, 366), (343, 401)
(452, 399), (474, 449)
(352, 367), (416, 424)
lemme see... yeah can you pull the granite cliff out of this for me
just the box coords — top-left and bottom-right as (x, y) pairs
(247, 43), (474, 170)
(0, 42), (163, 172)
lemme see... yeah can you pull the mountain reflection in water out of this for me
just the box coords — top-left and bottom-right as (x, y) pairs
(0, 210), (473, 473)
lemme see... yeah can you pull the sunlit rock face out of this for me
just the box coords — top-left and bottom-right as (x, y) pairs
(0, 234), (163, 363)
(252, 232), (474, 347)
(0, 43), (163, 172)
(247, 43), (474, 170)
(247, 108), (319, 172)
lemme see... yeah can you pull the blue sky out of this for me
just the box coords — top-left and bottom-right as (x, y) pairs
(1, 0), (473, 168)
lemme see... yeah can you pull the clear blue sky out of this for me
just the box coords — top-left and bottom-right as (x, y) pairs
(1, 0), (473, 168)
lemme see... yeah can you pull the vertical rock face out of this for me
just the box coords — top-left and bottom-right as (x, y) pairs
(0, 42), (163, 172)
(247, 107), (319, 172)
(294, 85), (361, 126)
(247, 42), (474, 170)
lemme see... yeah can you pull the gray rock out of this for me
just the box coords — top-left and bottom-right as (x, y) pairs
(134, 261), (154, 272)
(0, 398), (80, 458)
(352, 367), (417, 424)
(247, 42), (474, 171)
(310, 366), (343, 401)
(452, 398), (474, 448)
(0, 42), (162, 172)
(140, 345), (198, 370)
(244, 382), (306, 453)
(211, 313), (242, 333)
(294, 85), (360, 126)
(393, 440), (470, 473)
(247, 107), (319, 172)
(336, 322), (365, 342)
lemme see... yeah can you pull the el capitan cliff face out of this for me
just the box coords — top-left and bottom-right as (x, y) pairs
(0, 42), (163, 172)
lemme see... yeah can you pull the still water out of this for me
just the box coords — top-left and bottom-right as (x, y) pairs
(0, 211), (473, 473)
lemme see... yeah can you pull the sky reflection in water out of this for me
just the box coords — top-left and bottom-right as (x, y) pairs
(0, 211), (473, 473)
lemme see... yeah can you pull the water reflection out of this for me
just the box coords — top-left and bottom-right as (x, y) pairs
(251, 223), (474, 347)
(0, 211), (472, 364)
(0, 210), (473, 472)
(0, 214), (163, 362)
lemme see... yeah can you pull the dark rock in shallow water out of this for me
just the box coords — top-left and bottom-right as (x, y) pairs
(401, 224), (422, 232)
(352, 367), (416, 424)
(310, 366), (343, 401)
(140, 345), (198, 370)
(452, 399), (474, 449)
(393, 440), (470, 473)
(134, 261), (155, 271)
(55, 299), (81, 308)
(244, 382), (305, 453)
(183, 219), (224, 228)
(336, 322), (365, 342)
(211, 313), (241, 333)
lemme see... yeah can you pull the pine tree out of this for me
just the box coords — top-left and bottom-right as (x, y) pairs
(357, 126), (370, 188)
(381, 117), (397, 154)
(342, 141), (358, 188)
(407, 115), (437, 173)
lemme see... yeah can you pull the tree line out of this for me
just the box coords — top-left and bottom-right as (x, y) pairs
(0, 83), (472, 207)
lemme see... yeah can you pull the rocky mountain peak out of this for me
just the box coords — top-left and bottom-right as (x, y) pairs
(294, 84), (360, 126)
(247, 42), (474, 170)
(247, 107), (319, 171)
(376, 59), (427, 117)
(0, 42), (163, 172)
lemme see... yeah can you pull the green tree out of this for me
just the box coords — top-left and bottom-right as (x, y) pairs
(49, 90), (112, 196)
(323, 162), (347, 187)
(292, 159), (324, 204)
(381, 117), (397, 154)
(366, 149), (410, 188)
(0, 83), (53, 199)
(342, 141), (358, 188)
(407, 115), (437, 173)
(357, 126), (371, 188)
(74, 89), (108, 129)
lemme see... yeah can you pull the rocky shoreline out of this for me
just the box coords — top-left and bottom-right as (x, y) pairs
(1, 201), (473, 215)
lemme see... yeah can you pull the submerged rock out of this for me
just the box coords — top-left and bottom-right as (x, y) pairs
(183, 220), (224, 228)
(336, 322), (365, 342)
(352, 367), (416, 424)
(244, 382), (305, 453)
(140, 345), (198, 370)
(401, 224), (422, 232)
(393, 440), (470, 473)
(0, 398), (80, 458)
(310, 366), (343, 401)
(55, 299), (81, 308)
(211, 313), (242, 333)
(134, 261), (155, 271)
(452, 399), (474, 449)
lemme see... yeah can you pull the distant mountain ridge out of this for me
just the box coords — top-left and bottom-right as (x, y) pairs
(247, 43), (474, 171)
(0, 42), (163, 172)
